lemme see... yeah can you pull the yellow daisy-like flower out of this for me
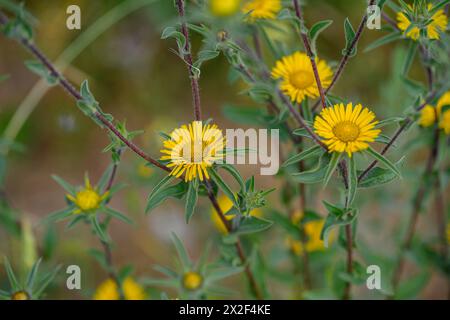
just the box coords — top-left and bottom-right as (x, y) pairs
(209, 0), (241, 17)
(397, 3), (448, 40)
(286, 210), (335, 255)
(419, 91), (450, 135)
(439, 109), (450, 134)
(419, 104), (437, 127)
(314, 103), (381, 157)
(211, 195), (263, 234)
(242, 0), (281, 20)
(11, 291), (30, 300)
(66, 176), (109, 214)
(93, 277), (146, 300)
(271, 51), (333, 104)
(183, 271), (203, 291)
(160, 121), (225, 182)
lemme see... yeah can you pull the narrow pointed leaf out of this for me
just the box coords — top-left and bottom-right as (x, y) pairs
(323, 152), (341, 187)
(26, 258), (42, 291)
(103, 207), (133, 225)
(145, 175), (175, 213)
(347, 157), (357, 207)
(171, 233), (191, 267)
(209, 168), (238, 208)
(3, 257), (20, 291)
(282, 145), (322, 167)
(366, 147), (401, 178)
(185, 181), (199, 223)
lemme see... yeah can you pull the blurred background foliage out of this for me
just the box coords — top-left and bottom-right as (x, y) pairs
(0, 0), (448, 299)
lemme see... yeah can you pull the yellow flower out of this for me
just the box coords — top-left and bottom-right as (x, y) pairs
(93, 277), (146, 300)
(419, 91), (450, 134)
(11, 291), (29, 300)
(271, 51), (333, 104)
(439, 109), (450, 134)
(242, 0), (281, 20)
(286, 210), (335, 255)
(211, 195), (262, 234)
(66, 176), (109, 214)
(209, 0), (241, 17)
(397, 3), (448, 40)
(419, 104), (437, 127)
(314, 103), (381, 157)
(183, 271), (203, 291)
(160, 121), (225, 182)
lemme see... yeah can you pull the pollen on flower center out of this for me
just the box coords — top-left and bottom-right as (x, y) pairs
(290, 70), (314, 90)
(333, 121), (360, 142)
(76, 189), (101, 211)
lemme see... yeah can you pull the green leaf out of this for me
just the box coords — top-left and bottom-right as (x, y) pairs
(146, 180), (187, 213)
(185, 180), (199, 223)
(51, 175), (76, 195)
(171, 233), (191, 268)
(217, 164), (246, 192)
(358, 157), (405, 188)
(207, 267), (244, 282)
(375, 117), (404, 129)
(282, 145), (322, 167)
(323, 152), (341, 187)
(145, 175), (175, 213)
(91, 215), (109, 243)
(24, 60), (58, 85)
(43, 207), (74, 224)
(291, 154), (329, 184)
(342, 18), (357, 57)
(194, 49), (220, 70)
(3, 256), (20, 291)
(161, 26), (187, 55)
(103, 207), (133, 225)
(34, 265), (61, 298)
(364, 32), (402, 52)
(233, 216), (273, 235)
(347, 157), (357, 207)
(42, 225), (57, 260)
(428, 0), (450, 15)
(320, 202), (358, 247)
(209, 168), (238, 208)
(97, 164), (114, 193)
(394, 272), (430, 299)
(26, 258), (42, 291)
(402, 41), (418, 75)
(269, 210), (301, 238)
(365, 147), (401, 178)
(308, 20), (333, 55)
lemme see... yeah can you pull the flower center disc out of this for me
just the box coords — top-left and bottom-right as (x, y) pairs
(333, 121), (360, 142)
(179, 141), (206, 164)
(76, 190), (101, 211)
(290, 70), (314, 90)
